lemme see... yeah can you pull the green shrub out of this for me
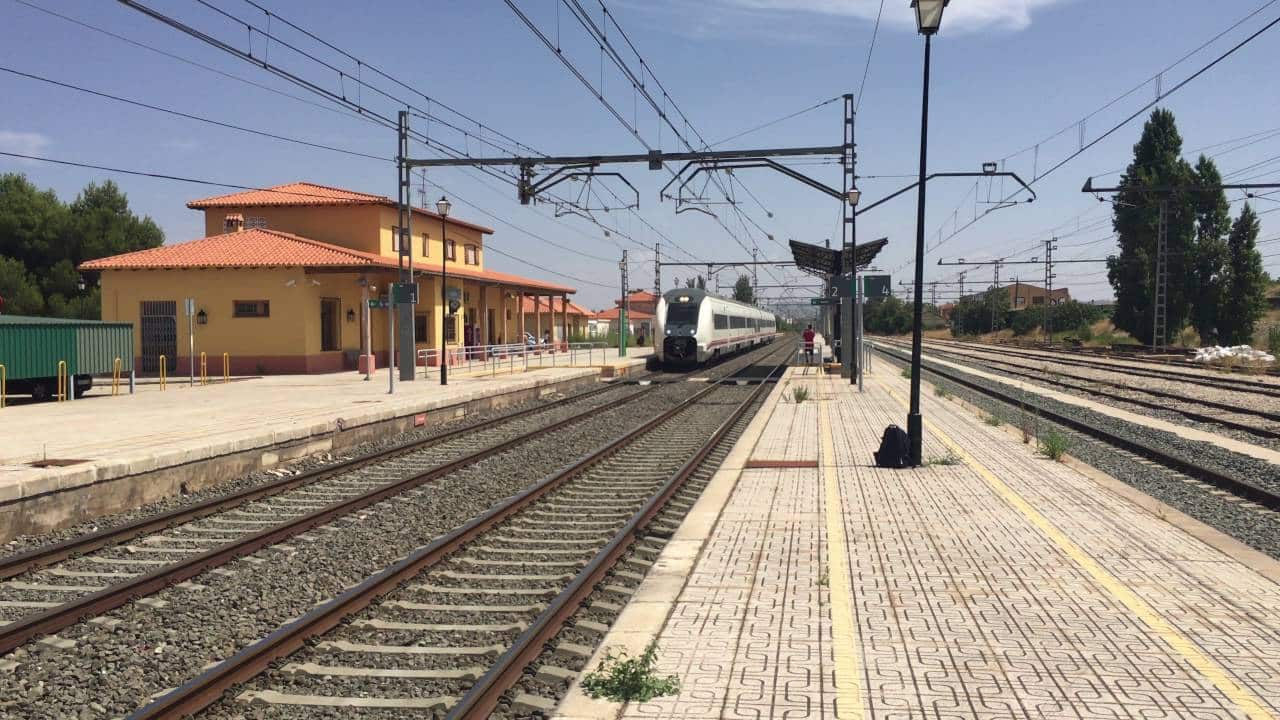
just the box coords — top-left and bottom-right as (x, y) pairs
(581, 643), (681, 703)
(933, 385), (950, 398)
(790, 386), (810, 404)
(900, 367), (911, 379)
(1037, 430), (1070, 461)
(1267, 326), (1280, 357)
(925, 451), (962, 466)
(984, 413), (1004, 427)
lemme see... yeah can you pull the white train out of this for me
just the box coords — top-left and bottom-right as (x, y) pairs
(654, 288), (778, 367)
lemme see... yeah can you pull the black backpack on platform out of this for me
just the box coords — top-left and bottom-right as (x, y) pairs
(873, 425), (911, 468)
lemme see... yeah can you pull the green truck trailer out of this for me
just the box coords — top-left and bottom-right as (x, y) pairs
(0, 315), (134, 401)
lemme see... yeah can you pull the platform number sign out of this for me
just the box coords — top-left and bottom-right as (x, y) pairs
(863, 275), (891, 299)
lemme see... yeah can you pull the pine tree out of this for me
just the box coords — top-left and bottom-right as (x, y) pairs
(732, 274), (753, 304)
(1188, 155), (1230, 344)
(1107, 109), (1196, 345)
(1221, 204), (1266, 345)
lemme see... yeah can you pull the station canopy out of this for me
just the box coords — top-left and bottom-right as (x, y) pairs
(788, 237), (888, 277)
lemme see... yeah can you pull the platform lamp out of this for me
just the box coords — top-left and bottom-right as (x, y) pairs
(906, 0), (948, 467)
(436, 195), (452, 386)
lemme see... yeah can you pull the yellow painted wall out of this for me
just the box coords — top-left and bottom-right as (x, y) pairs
(201, 205), (382, 255)
(376, 207), (485, 269)
(99, 268), (400, 363)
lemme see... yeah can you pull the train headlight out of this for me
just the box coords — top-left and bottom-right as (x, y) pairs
(665, 329), (671, 335)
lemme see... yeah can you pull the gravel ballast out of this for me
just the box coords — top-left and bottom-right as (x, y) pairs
(0, 349), (782, 718)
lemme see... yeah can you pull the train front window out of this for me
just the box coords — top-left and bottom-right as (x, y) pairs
(667, 304), (699, 324)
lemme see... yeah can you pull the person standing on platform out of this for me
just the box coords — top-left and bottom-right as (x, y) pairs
(803, 324), (816, 365)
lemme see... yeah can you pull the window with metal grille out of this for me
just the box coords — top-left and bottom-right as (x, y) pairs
(245, 217), (268, 229)
(234, 300), (270, 317)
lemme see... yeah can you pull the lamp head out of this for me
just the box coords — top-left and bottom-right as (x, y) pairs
(846, 188), (862, 206)
(982, 162), (998, 175)
(435, 196), (451, 217)
(911, 0), (948, 35)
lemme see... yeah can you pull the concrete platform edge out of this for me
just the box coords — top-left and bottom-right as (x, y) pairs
(552, 367), (792, 719)
(0, 370), (602, 542)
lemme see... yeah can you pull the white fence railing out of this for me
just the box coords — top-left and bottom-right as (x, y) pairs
(416, 341), (612, 378)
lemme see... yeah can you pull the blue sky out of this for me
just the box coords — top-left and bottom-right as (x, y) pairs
(2, 0), (1279, 310)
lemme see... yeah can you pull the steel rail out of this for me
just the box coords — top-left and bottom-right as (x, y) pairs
(883, 339), (1280, 439)
(0, 380), (627, 581)
(938, 338), (1280, 397)
(0, 383), (659, 657)
(125, 345), (787, 719)
(448, 355), (787, 718)
(874, 345), (1280, 512)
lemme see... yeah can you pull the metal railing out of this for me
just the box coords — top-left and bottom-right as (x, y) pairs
(416, 341), (612, 379)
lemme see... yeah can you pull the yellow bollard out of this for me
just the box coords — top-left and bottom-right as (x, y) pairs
(223, 353), (230, 384)
(159, 355), (167, 391)
(112, 358), (121, 396)
(57, 360), (67, 401)
(0, 364), (5, 409)
(200, 352), (208, 386)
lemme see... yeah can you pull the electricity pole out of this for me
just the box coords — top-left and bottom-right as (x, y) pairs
(654, 243), (661, 296)
(619, 250), (629, 358)
(1044, 238), (1057, 343)
(396, 111), (416, 382)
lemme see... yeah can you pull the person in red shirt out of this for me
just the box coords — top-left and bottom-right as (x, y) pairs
(802, 324), (816, 365)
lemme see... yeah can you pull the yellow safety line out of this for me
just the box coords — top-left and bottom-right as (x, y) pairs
(880, 382), (1276, 720)
(818, 394), (865, 719)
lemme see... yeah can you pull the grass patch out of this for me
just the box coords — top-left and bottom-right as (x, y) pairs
(933, 385), (950, 399)
(900, 366), (912, 379)
(790, 386), (810, 404)
(983, 413), (1005, 427)
(925, 451), (962, 466)
(581, 642), (681, 703)
(1037, 430), (1070, 461)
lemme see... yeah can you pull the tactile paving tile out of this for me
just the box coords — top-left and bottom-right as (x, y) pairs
(619, 371), (1280, 719)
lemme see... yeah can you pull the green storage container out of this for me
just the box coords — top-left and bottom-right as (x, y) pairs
(0, 316), (133, 379)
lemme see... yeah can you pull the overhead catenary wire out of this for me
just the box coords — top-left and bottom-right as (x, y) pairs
(899, 6), (1280, 276)
(0, 149), (615, 290)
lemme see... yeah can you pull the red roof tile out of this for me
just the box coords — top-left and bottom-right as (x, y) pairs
(520, 297), (592, 315)
(187, 182), (493, 234)
(594, 306), (654, 321)
(79, 229), (388, 270)
(79, 229), (575, 294)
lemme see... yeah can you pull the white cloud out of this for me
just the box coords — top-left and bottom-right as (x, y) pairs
(0, 130), (51, 158)
(648, 0), (1070, 36)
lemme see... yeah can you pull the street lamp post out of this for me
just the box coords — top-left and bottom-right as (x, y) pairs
(907, 0), (948, 467)
(437, 196), (452, 386)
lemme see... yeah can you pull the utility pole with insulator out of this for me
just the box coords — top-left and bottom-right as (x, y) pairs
(654, 243), (661, 296)
(619, 250), (629, 358)
(1044, 237), (1058, 343)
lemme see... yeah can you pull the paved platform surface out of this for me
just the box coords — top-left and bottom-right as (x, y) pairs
(557, 364), (1280, 719)
(1, 348), (649, 508)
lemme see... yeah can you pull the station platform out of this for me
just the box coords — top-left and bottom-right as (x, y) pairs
(557, 363), (1280, 719)
(0, 349), (650, 541)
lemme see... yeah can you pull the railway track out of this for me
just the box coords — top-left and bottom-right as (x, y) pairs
(127, 346), (789, 718)
(880, 338), (1280, 441)
(929, 337), (1280, 399)
(873, 343), (1280, 514)
(0, 347), (775, 658)
(998, 338), (1280, 378)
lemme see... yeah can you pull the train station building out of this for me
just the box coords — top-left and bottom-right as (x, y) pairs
(80, 182), (577, 374)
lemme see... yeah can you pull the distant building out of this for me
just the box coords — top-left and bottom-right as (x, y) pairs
(962, 282), (1070, 310)
(594, 290), (659, 339)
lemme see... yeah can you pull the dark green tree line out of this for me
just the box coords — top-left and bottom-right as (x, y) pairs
(732, 274), (754, 304)
(1107, 110), (1266, 346)
(0, 173), (162, 318)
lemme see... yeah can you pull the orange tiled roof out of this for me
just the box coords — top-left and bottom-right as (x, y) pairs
(80, 228), (576, 294)
(187, 182), (494, 234)
(594, 306), (654, 321)
(78, 228), (389, 270)
(520, 296), (592, 315)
